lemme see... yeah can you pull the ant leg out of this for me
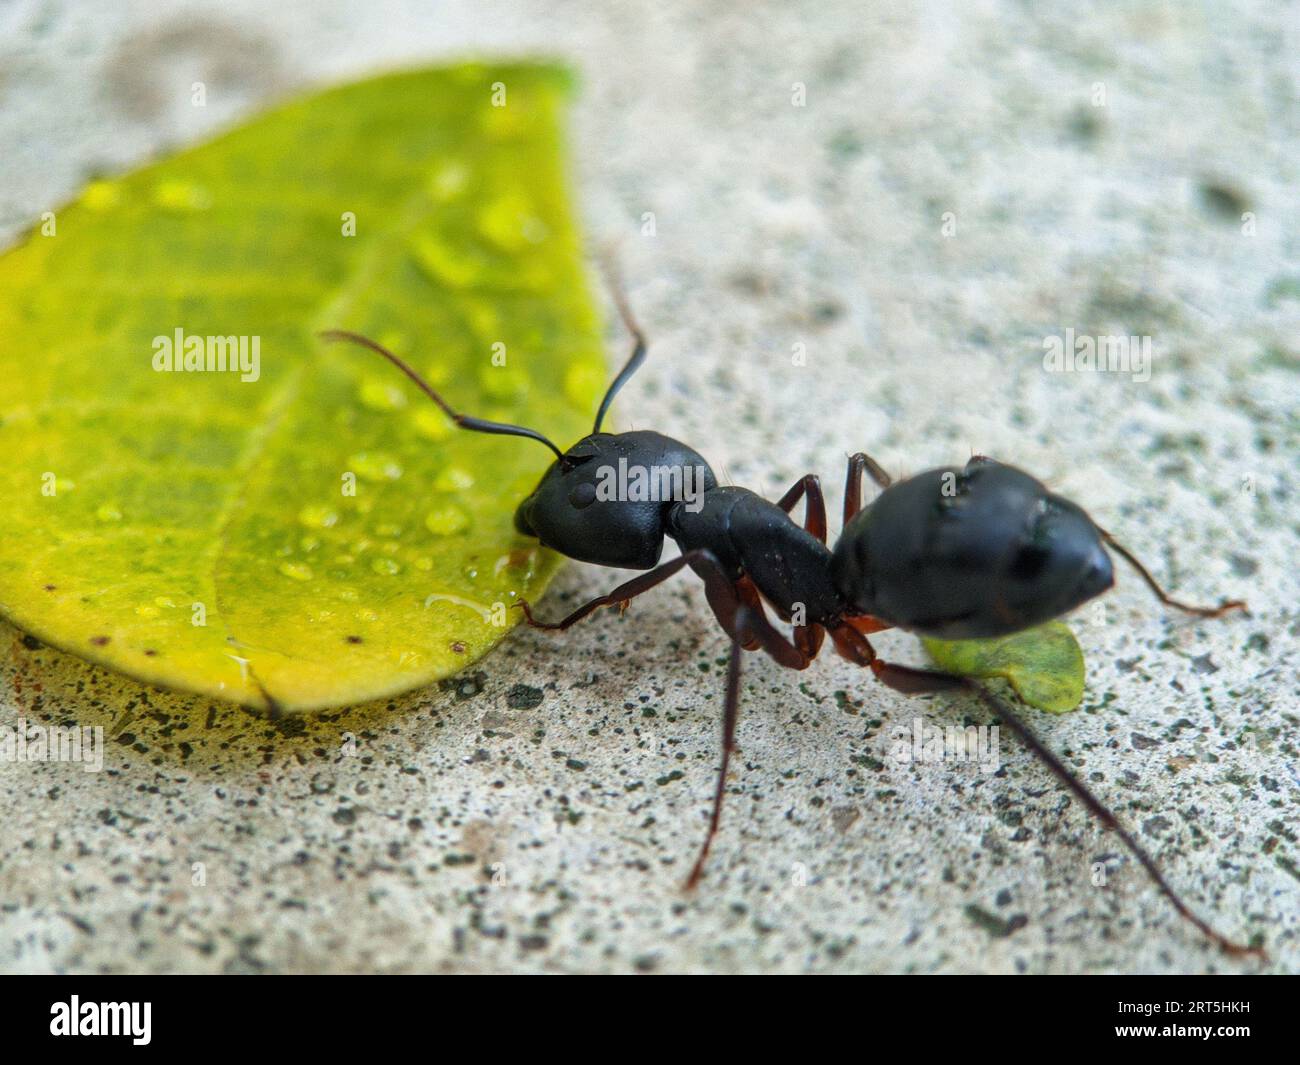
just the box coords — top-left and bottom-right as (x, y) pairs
(741, 599), (814, 670)
(727, 577), (766, 651)
(685, 611), (750, 889)
(519, 553), (815, 889)
(682, 559), (816, 670)
(794, 623), (825, 660)
(1099, 529), (1247, 618)
(516, 550), (719, 630)
(827, 619), (877, 666)
(843, 452), (893, 526)
(841, 614), (893, 637)
(775, 474), (828, 543)
(518, 548), (812, 674)
(866, 657), (1263, 958)
(684, 598), (824, 888)
(691, 567), (811, 670)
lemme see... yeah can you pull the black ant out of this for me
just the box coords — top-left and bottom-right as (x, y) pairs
(320, 282), (1259, 959)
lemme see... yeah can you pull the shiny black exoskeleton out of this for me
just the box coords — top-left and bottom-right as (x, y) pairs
(322, 287), (1256, 958)
(515, 430), (717, 569)
(831, 458), (1115, 639)
(515, 428), (845, 627)
(517, 437), (1119, 642)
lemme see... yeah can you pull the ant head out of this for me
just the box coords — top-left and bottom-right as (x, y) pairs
(515, 430), (717, 569)
(833, 458), (1114, 639)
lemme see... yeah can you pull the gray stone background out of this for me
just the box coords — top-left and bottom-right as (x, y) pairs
(1, 0), (1296, 974)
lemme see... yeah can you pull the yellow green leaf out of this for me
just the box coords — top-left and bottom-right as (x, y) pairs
(0, 64), (606, 711)
(921, 622), (1086, 712)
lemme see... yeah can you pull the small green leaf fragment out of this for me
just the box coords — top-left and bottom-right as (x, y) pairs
(921, 622), (1086, 713)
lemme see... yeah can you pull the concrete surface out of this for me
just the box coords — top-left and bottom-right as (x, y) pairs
(0, 0), (1297, 973)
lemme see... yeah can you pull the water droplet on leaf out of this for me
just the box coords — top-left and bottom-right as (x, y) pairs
(359, 376), (407, 411)
(425, 504), (470, 536)
(349, 451), (403, 481)
(434, 466), (475, 492)
(298, 504), (340, 528)
(278, 562), (314, 582)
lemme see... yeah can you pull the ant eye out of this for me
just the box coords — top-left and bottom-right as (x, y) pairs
(560, 453), (596, 473)
(569, 482), (598, 509)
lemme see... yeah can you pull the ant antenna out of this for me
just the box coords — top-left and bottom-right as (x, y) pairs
(590, 257), (647, 435)
(1099, 530), (1247, 618)
(318, 330), (565, 461)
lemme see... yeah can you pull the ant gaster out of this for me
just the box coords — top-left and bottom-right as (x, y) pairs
(321, 282), (1258, 959)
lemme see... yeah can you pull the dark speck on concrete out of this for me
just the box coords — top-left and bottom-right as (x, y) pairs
(965, 905), (1028, 939)
(1143, 815), (1172, 836)
(506, 684), (544, 710)
(831, 806), (860, 834)
(1191, 654), (1219, 675)
(1199, 179), (1250, 220)
(1229, 553), (1259, 577)
(1066, 104), (1103, 142)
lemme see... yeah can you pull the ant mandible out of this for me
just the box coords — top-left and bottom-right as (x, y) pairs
(321, 278), (1258, 959)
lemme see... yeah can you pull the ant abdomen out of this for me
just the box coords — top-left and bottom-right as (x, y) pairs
(830, 459), (1115, 639)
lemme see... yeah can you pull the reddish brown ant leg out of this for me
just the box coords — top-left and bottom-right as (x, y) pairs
(685, 624), (746, 891)
(794, 623), (825, 660)
(842, 614), (893, 636)
(515, 550), (721, 630)
(775, 474), (829, 544)
(730, 577), (768, 651)
(866, 658), (1265, 960)
(685, 602), (816, 891)
(842, 452), (893, 525)
(827, 619), (877, 666)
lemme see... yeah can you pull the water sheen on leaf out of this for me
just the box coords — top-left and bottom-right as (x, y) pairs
(0, 64), (606, 711)
(921, 622), (1086, 713)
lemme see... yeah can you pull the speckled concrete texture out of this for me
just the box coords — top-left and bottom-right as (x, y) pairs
(0, 1), (1296, 973)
